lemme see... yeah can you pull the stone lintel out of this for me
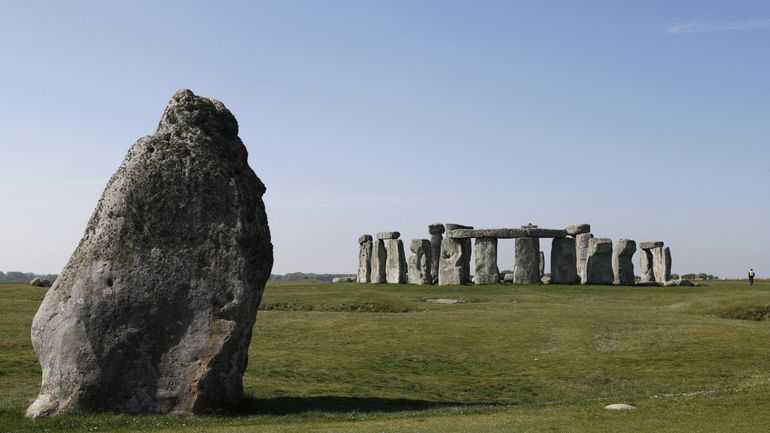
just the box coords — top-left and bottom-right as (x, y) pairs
(377, 231), (401, 240)
(639, 241), (664, 250)
(447, 228), (568, 239)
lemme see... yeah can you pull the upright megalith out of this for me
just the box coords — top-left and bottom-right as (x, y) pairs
(26, 90), (273, 418)
(445, 224), (473, 283)
(585, 238), (613, 284)
(513, 237), (540, 284)
(428, 223), (444, 283)
(438, 238), (464, 285)
(408, 239), (432, 285)
(551, 237), (578, 284)
(378, 232), (406, 284)
(371, 239), (387, 284)
(575, 233), (593, 284)
(652, 246), (672, 283)
(474, 237), (499, 285)
(357, 235), (373, 283)
(639, 241), (662, 283)
(539, 251), (545, 278)
(614, 239), (636, 286)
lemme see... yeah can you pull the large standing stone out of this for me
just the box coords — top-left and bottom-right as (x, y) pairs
(357, 235), (373, 283)
(652, 246), (672, 283)
(385, 239), (407, 284)
(575, 233), (593, 284)
(26, 90), (273, 418)
(474, 237), (499, 285)
(539, 251), (545, 278)
(370, 239), (387, 284)
(551, 237), (578, 284)
(438, 238), (464, 285)
(428, 223), (444, 283)
(585, 238), (613, 284)
(614, 239), (636, 286)
(408, 239), (432, 285)
(513, 237), (540, 284)
(444, 224), (473, 283)
(639, 249), (654, 283)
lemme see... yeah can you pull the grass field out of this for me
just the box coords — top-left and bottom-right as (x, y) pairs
(2, 279), (770, 432)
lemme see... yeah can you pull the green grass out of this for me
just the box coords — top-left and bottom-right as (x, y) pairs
(3, 279), (770, 432)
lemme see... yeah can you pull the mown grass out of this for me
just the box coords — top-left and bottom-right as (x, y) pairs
(2, 279), (770, 432)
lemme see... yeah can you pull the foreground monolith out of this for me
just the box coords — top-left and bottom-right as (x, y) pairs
(551, 237), (578, 284)
(27, 90), (273, 418)
(614, 239), (636, 286)
(357, 235), (373, 283)
(513, 237), (540, 284)
(438, 238), (464, 285)
(474, 237), (499, 285)
(408, 239), (432, 285)
(585, 238), (613, 284)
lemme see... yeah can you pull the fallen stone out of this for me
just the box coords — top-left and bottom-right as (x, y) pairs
(474, 237), (500, 285)
(438, 238), (464, 285)
(370, 239), (387, 284)
(502, 272), (514, 284)
(564, 224), (591, 236)
(541, 275), (551, 284)
(385, 239), (407, 284)
(408, 239), (432, 285)
(332, 277), (355, 283)
(639, 241), (664, 250)
(604, 403), (636, 410)
(26, 89), (273, 418)
(585, 238), (613, 284)
(30, 278), (45, 287)
(513, 237), (541, 284)
(377, 231), (400, 240)
(551, 237), (578, 284)
(426, 298), (465, 304)
(613, 239), (636, 286)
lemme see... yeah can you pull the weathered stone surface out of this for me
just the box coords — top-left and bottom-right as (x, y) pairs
(357, 238), (373, 283)
(438, 238), (463, 285)
(447, 228), (567, 239)
(332, 277), (355, 283)
(461, 237), (473, 284)
(639, 241), (664, 250)
(377, 231), (400, 240)
(428, 223), (445, 235)
(613, 239), (636, 286)
(575, 233), (593, 284)
(513, 237), (540, 284)
(541, 275), (551, 284)
(564, 224), (591, 236)
(474, 237), (499, 285)
(408, 239), (432, 285)
(652, 246), (672, 283)
(539, 251), (545, 278)
(26, 90), (273, 419)
(385, 239), (407, 284)
(444, 223), (472, 231)
(585, 238), (613, 284)
(358, 234), (372, 244)
(551, 237), (578, 284)
(503, 273), (514, 283)
(370, 239), (387, 284)
(639, 249), (654, 283)
(604, 403), (636, 410)
(30, 278), (45, 287)
(429, 232), (443, 283)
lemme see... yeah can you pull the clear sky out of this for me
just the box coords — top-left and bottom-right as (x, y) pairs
(1, 1), (769, 279)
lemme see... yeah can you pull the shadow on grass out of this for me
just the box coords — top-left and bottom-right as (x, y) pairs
(233, 395), (497, 415)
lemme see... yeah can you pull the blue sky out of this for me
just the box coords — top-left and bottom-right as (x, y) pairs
(1, 1), (768, 278)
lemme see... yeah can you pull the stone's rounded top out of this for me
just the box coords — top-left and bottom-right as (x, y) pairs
(616, 239), (637, 255)
(565, 223), (591, 235)
(377, 231), (400, 240)
(410, 238), (430, 251)
(444, 223), (473, 231)
(358, 234), (373, 244)
(604, 403), (636, 410)
(640, 241), (664, 249)
(157, 89), (240, 142)
(428, 223), (446, 234)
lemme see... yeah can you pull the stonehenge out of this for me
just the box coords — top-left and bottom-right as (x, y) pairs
(585, 238), (614, 284)
(357, 235), (373, 283)
(408, 239), (432, 285)
(356, 222), (675, 287)
(614, 239), (636, 286)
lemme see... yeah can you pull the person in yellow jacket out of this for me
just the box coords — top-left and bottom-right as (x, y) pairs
(749, 269), (755, 285)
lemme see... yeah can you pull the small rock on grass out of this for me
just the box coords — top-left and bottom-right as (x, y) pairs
(604, 403), (636, 410)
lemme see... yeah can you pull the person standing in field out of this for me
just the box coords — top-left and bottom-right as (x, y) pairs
(749, 269), (755, 285)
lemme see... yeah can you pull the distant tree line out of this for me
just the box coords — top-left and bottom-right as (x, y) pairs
(269, 272), (355, 282)
(0, 271), (58, 283)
